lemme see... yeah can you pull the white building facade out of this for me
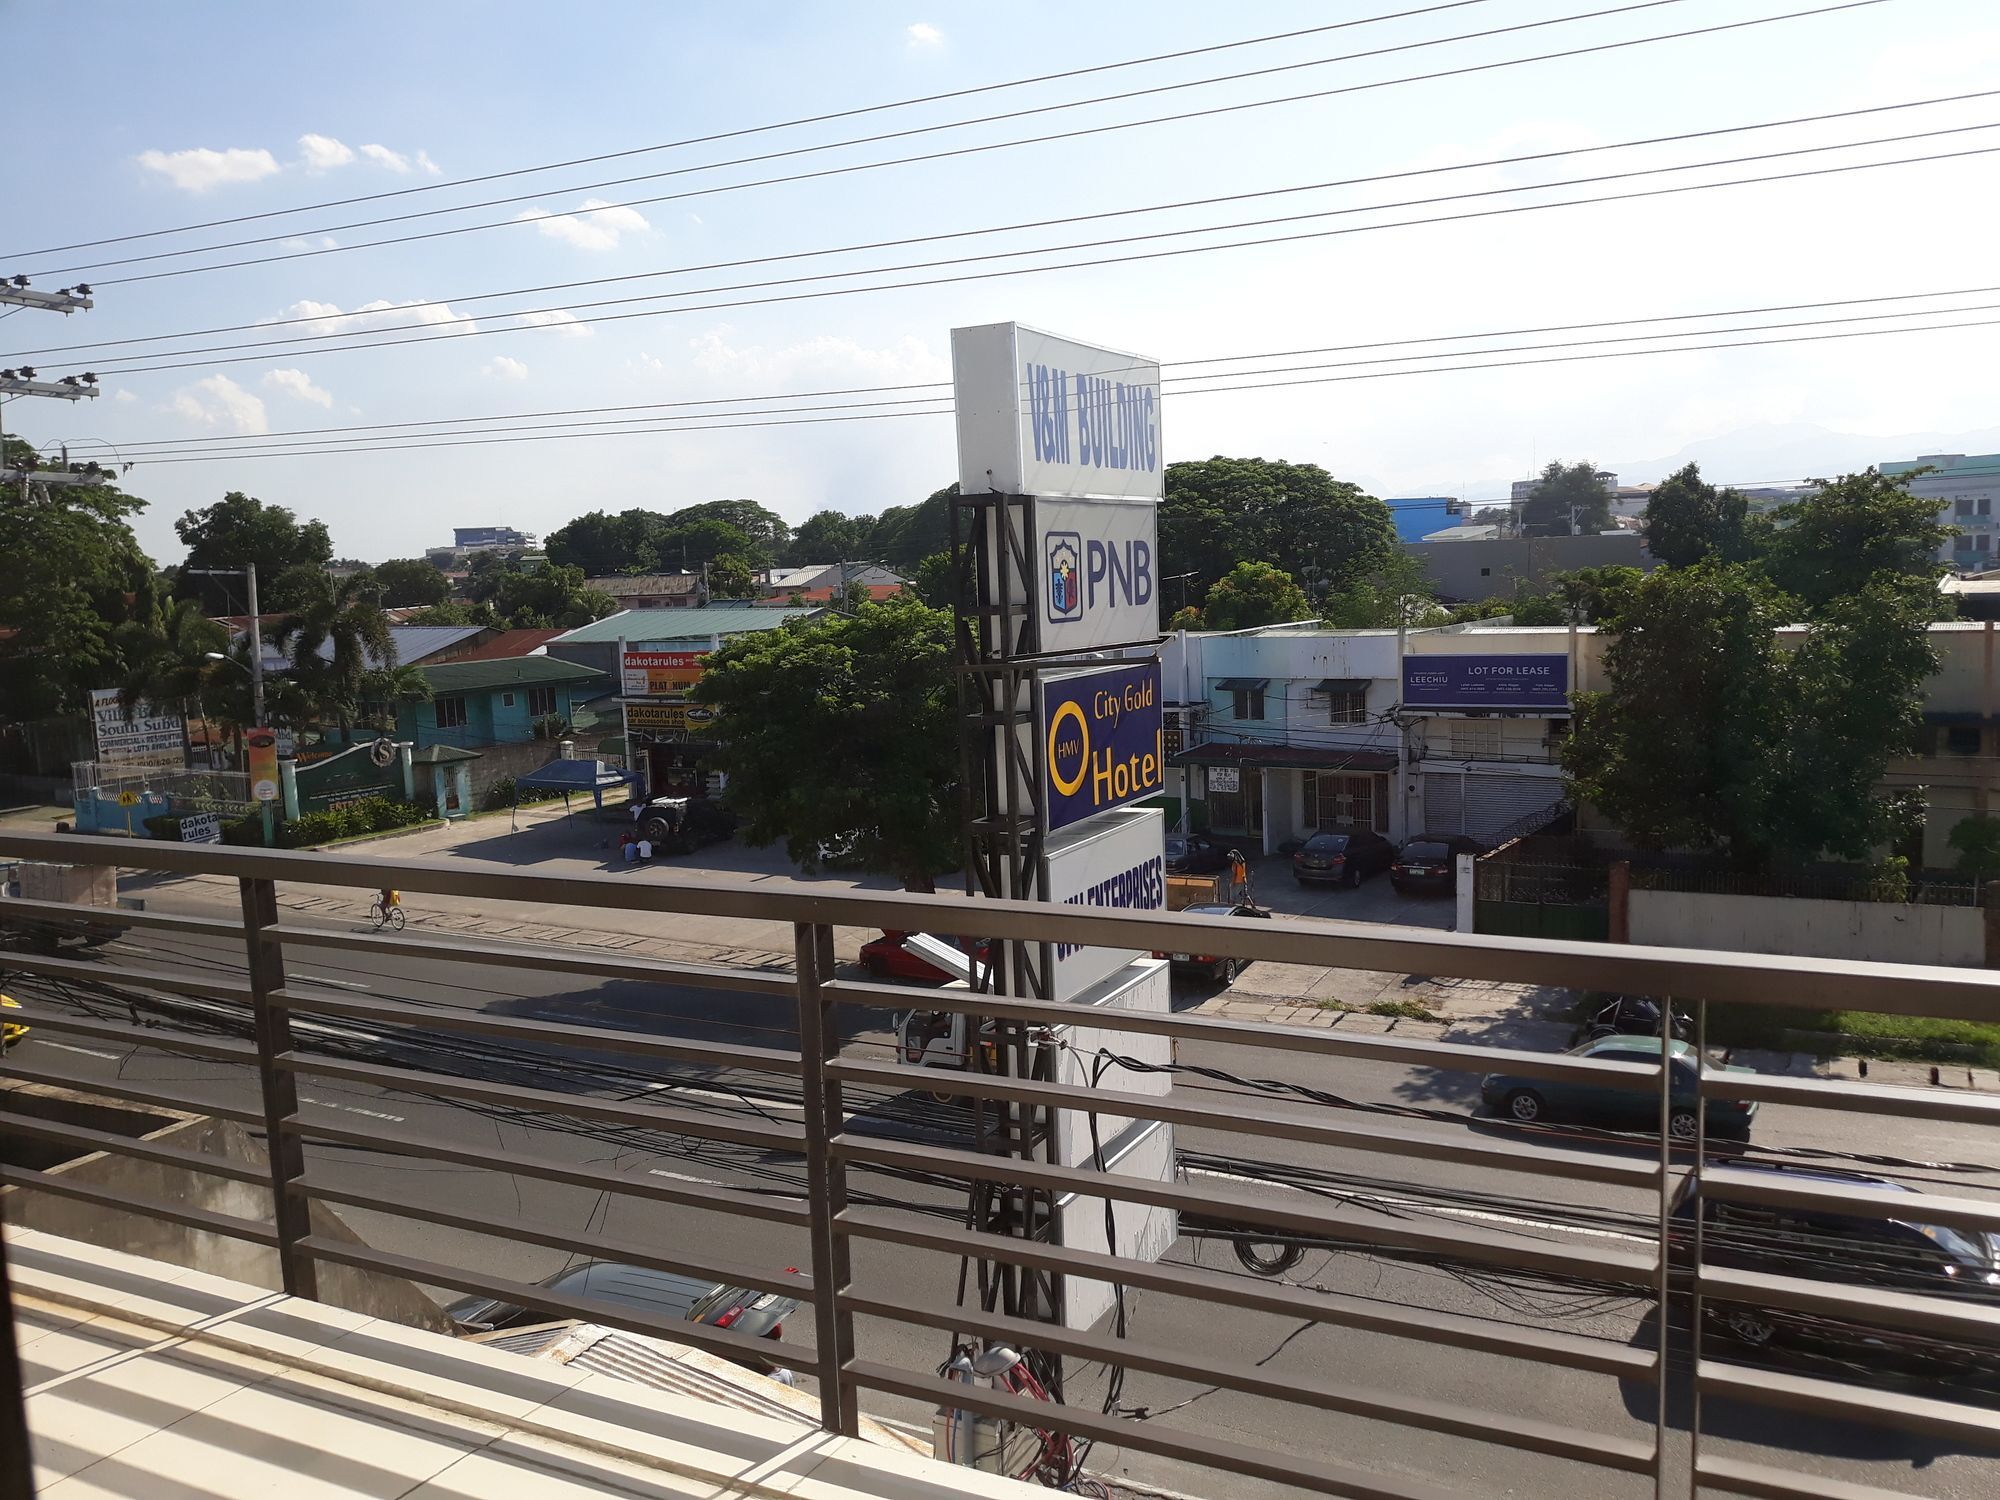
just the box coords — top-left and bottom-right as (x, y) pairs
(1880, 453), (2000, 570)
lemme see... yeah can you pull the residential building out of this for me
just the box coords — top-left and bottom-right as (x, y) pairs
(1879, 452), (2000, 570)
(758, 562), (907, 601)
(1402, 530), (1655, 603)
(585, 573), (705, 610)
(423, 626), (563, 664)
(397, 656), (604, 750)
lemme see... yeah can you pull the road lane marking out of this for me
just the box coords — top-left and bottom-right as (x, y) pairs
(295, 973), (372, 992)
(1182, 1166), (1653, 1245)
(31, 1040), (119, 1061)
(640, 1083), (805, 1111)
(298, 1095), (406, 1123)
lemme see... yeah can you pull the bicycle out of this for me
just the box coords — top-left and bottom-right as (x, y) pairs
(367, 898), (406, 931)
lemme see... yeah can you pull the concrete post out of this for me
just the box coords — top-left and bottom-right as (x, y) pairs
(1984, 882), (2000, 968)
(1609, 860), (1631, 944)
(398, 743), (415, 802)
(279, 758), (300, 822)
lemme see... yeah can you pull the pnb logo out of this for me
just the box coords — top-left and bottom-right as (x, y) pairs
(1046, 532), (1083, 623)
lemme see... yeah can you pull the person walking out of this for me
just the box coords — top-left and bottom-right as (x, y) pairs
(1227, 849), (1250, 905)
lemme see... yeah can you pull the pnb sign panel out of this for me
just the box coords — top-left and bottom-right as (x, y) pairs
(1042, 659), (1164, 833)
(1035, 496), (1158, 654)
(952, 322), (1163, 501)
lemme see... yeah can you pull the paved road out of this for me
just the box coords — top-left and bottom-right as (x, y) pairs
(5, 923), (1997, 1500)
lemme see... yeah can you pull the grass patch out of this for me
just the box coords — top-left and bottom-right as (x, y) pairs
(1364, 999), (1439, 1022)
(1315, 999), (1354, 1013)
(1707, 1004), (2000, 1068)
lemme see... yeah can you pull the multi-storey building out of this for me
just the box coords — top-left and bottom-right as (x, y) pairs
(1880, 452), (2000, 570)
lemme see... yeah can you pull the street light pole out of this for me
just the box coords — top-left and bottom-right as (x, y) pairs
(245, 562), (265, 731)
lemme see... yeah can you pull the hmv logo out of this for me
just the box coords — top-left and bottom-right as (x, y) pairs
(1045, 529), (1153, 625)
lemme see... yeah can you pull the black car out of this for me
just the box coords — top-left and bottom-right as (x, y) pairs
(1165, 832), (1232, 875)
(447, 1261), (801, 1360)
(1671, 1164), (2000, 1373)
(1292, 828), (1395, 887)
(1388, 834), (1483, 895)
(1151, 901), (1271, 983)
(634, 797), (738, 855)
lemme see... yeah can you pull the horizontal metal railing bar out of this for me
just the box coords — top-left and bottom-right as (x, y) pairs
(827, 1055), (1659, 1187)
(0, 1061), (266, 1126)
(285, 1114), (810, 1225)
(272, 1051), (808, 1153)
(0, 896), (244, 940)
(270, 986), (804, 1077)
(11, 830), (2000, 1020)
(841, 1291), (1655, 1473)
(0, 1163), (279, 1247)
(0, 947), (255, 1002)
(1696, 1453), (1939, 1500)
(3, 1006), (259, 1064)
(837, 1207), (1656, 1378)
(1698, 1264), (2000, 1342)
(846, 1359), (1471, 1500)
(1704, 1071), (2000, 1125)
(294, 1174), (812, 1300)
(832, 1136), (1659, 1287)
(827, 978), (1665, 1092)
(293, 1234), (818, 1373)
(1704, 1164), (2000, 1238)
(267, 922), (798, 1000)
(1698, 1359), (2000, 1445)
(0, 1109), (271, 1187)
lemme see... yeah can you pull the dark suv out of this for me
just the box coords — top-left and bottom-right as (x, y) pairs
(1292, 828), (1395, 887)
(634, 797), (738, 855)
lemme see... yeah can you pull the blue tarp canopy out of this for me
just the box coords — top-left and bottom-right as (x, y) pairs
(512, 758), (640, 826)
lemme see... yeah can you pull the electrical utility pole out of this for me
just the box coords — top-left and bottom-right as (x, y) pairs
(187, 565), (271, 842)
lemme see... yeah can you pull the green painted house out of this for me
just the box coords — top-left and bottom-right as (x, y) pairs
(398, 656), (606, 750)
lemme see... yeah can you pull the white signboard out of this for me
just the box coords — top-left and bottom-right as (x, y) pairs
(178, 813), (223, 844)
(1030, 496), (1160, 653)
(90, 688), (184, 769)
(1208, 765), (1240, 793)
(1041, 807), (1166, 1003)
(952, 322), (1163, 501)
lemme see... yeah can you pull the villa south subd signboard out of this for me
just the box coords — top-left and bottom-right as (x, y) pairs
(1041, 659), (1165, 833)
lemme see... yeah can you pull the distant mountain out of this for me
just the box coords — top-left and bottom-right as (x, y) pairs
(1605, 423), (2000, 489)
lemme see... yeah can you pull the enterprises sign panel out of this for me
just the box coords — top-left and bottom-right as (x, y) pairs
(952, 322), (1163, 501)
(1402, 654), (1570, 712)
(89, 689), (184, 769)
(1041, 659), (1165, 833)
(1041, 807), (1165, 1003)
(622, 650), (704, 697)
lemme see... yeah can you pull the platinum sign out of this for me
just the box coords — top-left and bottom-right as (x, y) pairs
(952, 322), (1163, 501)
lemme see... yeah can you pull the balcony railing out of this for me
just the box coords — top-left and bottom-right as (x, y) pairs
(3, 828), (2000, 1499)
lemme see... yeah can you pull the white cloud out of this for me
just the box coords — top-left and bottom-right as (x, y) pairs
(483, 356), (529, 381)
(629, 352), (667, 375)
(297, 133), (355, 171)
(168, 375), (268, 433)
(514, 198), (650, 251)
(112, 389), (138, 404)
(264, 297), (477, 338)
(907, 22), (943, 47)
(136, 146), (280, 192)
(415, 150), (441, 176)
(263, 368), (334, 408)
(517, 309), (592, 338)
(360, 143), (415, 173)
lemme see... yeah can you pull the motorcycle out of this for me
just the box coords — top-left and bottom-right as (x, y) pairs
(1575, 994), (1693, 1045)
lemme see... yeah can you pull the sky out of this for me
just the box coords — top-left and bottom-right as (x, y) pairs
(4, 0), (1999, 565)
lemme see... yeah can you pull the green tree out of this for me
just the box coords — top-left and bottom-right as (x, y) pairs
(358, 662), (433, 731)
(1519, 461), (1613, 537)
(1193, 561), (1311, 631)
(494, 563), (617, 628)
(278, 572), (394, 735)
(911, 550), (957, 611)
(1762, 468), (1950, 612)
(693, 594), (958, 890)
(792, 508), (877, 562)
(670, 499), (790, 563)
(1319, 551), (1448, 629)
(1160, 457), (1395, 594)
(870, 484), (956, 570)
(544, 509), (669, 574)
(373, 557), (451, 607)
(1506, 566), (1643, 626)
(1948, 815), (2000, 879)
(113, 594), (230, 764)
(706, 552), (758, 600)
(1642, 463), (1750, 568)
(658, 516), (755, 570)
(0, 438), (154, 719)
(173, 491), (333, 611)
(402, 600), (498, 627)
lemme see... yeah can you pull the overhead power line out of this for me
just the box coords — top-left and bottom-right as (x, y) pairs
(114, 310), (2000, 466)
(4, 0), (1504, 259)
(15, 85), (1990, 363)
(37, 0), (1884, 286)
(82, 136), (2000, 378)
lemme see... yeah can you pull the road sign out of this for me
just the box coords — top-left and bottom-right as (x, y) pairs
(116, 790), (140, 809)
(178, 813), (223, 844)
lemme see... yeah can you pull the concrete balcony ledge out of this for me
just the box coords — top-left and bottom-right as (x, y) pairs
(8, 1227), (1032, 1500)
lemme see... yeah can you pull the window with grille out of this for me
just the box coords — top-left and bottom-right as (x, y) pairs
(526, 685), (557, 717)
(1451, 720), (1502, 758)
(435, 695), (469, 729)
(1326, 690), (1367, 725)
(1231, 687), (1265, 720)
(1303, 771), (1385, 832)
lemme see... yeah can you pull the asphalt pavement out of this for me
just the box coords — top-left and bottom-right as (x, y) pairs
(5, 917), (1999, 1500)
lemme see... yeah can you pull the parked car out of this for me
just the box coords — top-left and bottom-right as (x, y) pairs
(1152, 901), (1271, 984)
(446, 1261), (801, 1367)
(1671, 1163), (2000, 1373)
(1292, 828), (1395, 887)
(1479, 1034), (1758, 1141)
(860, 930), (991, 983)
(1388, 834), (1483, 895)
(1165, 832), (1232, 875)
(633, 797), (738, 855)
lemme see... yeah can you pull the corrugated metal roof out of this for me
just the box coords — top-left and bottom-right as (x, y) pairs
(310, 624), (487, 670)
(417, 655), (605, 694)
(426, 628), (562, 663)
(553, 606), (821, 644)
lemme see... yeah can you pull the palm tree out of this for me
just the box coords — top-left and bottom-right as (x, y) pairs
(114, 595), (229, 767)
(358, 662), (432, 735)
(279, 573), (393, 740)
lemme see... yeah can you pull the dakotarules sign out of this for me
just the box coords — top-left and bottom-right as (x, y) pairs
(1041, 659), (1164, 833)
(1401, 654), (1570, 712)
(951, 322), (1162, 501)
(621, 650), (704, 698)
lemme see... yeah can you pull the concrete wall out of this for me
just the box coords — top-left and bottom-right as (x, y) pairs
(1405, 532), (1654, 603)
(1628, 888), (1985, 967)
